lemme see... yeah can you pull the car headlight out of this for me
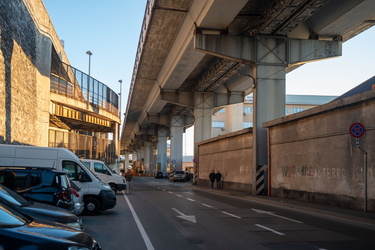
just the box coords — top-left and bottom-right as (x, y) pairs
(101, 181), (111, 189)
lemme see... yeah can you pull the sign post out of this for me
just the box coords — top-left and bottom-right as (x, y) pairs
(349, 123), (367, 212)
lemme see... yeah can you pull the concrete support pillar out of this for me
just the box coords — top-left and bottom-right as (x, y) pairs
(170, 116), (184, 171)
(252, 64), (285, 194)
(144, 142), (150, 173)
(149, 143), (157, 173)
(132, 151), (138, 162)
(124, 153), (130, 170)
(157, 127), (169, 172)
(193, 92), (213, 183)
(193, 92), (213, 146)
(139, 147), (145, 173)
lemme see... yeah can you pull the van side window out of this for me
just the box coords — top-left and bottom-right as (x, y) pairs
(62, 161), (88, 181)
(94, 163), (108, 175)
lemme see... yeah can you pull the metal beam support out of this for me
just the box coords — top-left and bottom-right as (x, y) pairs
(194, 33), (342, 66)
(162, 90), (245, 109)
(213, 92), (245, 107)
(161, 90), (194, 108)
(146, 114), (170, 127)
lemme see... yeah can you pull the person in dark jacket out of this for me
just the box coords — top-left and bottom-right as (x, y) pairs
(209, 170), (216, 189)
(216, 170), (222, 189)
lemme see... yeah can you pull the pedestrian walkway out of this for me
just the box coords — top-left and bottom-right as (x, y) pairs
(189, 184), (375, 229)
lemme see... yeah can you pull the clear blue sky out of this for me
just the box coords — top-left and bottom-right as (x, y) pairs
(43, 0), (147, 114)
(43, 0), (374, 104)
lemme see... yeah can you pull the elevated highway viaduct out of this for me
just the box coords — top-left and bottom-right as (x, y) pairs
(121, 0), (375, 193)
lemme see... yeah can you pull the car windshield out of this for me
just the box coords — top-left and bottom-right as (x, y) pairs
(103, 163), (114, 174)
(0, 203), (28, 228)
(0, 184), (29, 207)
(80, 161), (101, 180)
(175, 171), (185, 175)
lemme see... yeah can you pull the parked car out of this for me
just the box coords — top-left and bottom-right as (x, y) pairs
(0, 167), (74, 211)
(171, 171), (191, 182)
(81, 159), (126, 193)
(0, 144), (117, 215)
(155, 172), (165, 179)
(0, 184), (82, 230)
(0, 202), (101, 249)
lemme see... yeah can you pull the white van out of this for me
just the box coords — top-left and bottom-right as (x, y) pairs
(0, 144), (116, 215)
(81, 159), (126, 194)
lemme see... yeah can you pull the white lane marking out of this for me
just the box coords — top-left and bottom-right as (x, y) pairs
(255, 224), (284, 236)
(162, 189), (166, 191)
(201, 203), (214, 208)
(252, 209), (302, 223)
(123, 193), (155, 250)
(186, 198), (195, 202)
(168, 191), (174, 194)
(176, 194), (182, 197)
(222, 211), (241, 219)
(172, 208), (197, 223)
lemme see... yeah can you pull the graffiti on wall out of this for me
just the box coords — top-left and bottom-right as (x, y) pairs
(280, 165), (373, 182)
(239, 165), (250, 174)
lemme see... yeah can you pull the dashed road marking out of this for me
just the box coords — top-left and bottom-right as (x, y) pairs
(255, 224), (284, 236)
(222, 211), (241, 219)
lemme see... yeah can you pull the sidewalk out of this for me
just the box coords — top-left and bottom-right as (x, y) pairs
(189, 184), (375, 229)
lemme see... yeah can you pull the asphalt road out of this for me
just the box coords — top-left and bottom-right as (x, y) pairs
(81, 177), (375, 250)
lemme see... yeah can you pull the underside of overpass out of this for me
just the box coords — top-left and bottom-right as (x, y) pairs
(122, 0), (375, 192)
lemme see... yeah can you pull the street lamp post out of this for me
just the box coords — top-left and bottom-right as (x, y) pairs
(118, 80), (122, 119)
(118, 80), (123, 165)
(86, 51), (92, 107)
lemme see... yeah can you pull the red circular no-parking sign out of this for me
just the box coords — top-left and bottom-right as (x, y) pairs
(350, 123), (365, 138)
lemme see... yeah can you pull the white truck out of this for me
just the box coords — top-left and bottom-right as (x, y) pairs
(81, 159), (126, 194)
(0, 144), (117, 215)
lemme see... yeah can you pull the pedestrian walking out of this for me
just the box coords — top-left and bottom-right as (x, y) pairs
(209, 170), (216, 189)
(125, 166), (133, 194)
(216, 170), (222, 189)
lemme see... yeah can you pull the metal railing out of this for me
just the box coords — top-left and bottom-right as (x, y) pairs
(50, 61), (119, 117)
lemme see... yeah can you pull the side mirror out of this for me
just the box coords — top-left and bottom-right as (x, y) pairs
(78, 172), (89, 182)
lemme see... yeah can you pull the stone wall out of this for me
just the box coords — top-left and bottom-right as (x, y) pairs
(0, 0), (66, 146)
(265, 90), (375, 212)
(197, 128), (253, 192)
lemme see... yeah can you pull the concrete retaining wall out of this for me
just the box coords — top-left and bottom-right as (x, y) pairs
(265, 90), (375, 212)
(197, 128), (253, 192)
(0, 0), (67, 146)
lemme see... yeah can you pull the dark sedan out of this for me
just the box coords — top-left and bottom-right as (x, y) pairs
(0, 184), (82, 230)
(0, 203), (101, 249)
(155, 172), (165, 179)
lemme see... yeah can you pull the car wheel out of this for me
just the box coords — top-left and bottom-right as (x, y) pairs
(110, 183), (117, 194)
(84, 197), (100, 215)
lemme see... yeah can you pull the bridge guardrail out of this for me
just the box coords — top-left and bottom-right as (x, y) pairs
(50, 61), (119, 117)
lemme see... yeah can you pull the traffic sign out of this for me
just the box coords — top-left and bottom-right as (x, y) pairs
(350, 123), (365, 138)
(193, 158), (198, 163)
(171, 159), (176, 164)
